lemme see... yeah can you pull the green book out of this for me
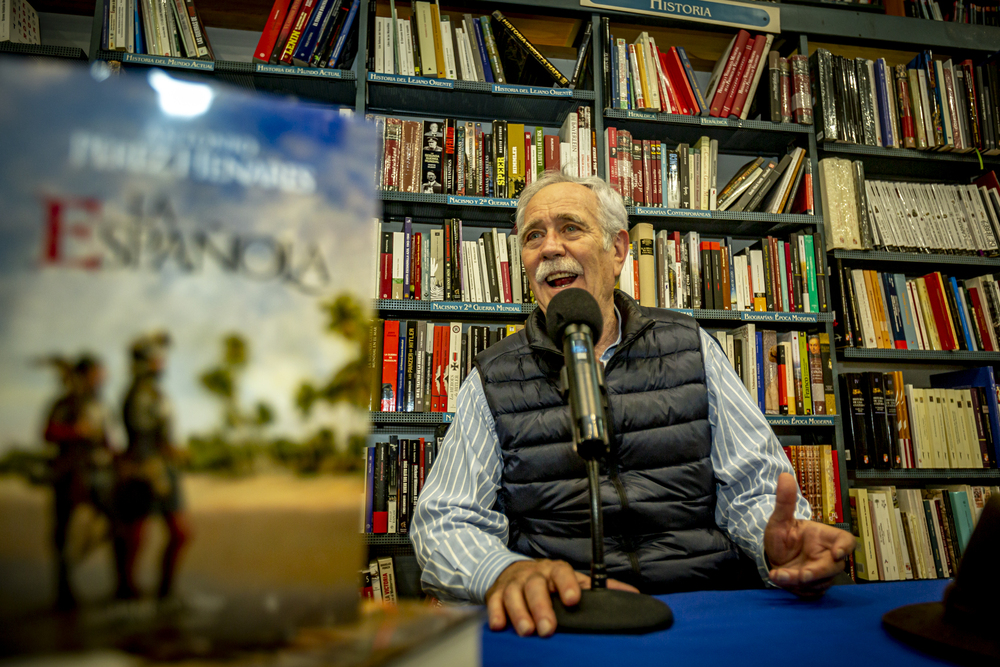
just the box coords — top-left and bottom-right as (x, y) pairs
(804, 234), (819, 315)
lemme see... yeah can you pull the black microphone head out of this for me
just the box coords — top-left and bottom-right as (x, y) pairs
(545, 288), (604, 346)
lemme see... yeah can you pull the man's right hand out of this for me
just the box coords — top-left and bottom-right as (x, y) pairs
(485, 559), (639, 637)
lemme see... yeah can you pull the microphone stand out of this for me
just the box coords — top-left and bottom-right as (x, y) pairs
(551, 325), (674, 634)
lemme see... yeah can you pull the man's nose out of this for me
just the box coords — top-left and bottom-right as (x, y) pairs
(539, 231), (565, 258)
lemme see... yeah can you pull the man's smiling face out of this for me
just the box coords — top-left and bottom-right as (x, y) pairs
(519, 182), (628, 316)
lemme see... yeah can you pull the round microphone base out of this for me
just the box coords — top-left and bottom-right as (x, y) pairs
(552, 589), (673, 635)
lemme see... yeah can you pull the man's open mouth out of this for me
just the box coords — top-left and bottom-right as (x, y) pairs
(545, 272), (579, 288)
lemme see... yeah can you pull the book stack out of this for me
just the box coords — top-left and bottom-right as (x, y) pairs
(620, 225), (828, 315)
(100, 0), (214, 59)
(376, 219), (535, 305)
(811, 48), (1000, 154)
(369, 5), (578, 88)
(361, 556), (399, 603)
(604, 138), (812, 214)
(711, 327), (835, 417)
(372, 319), (520, 414)
(374, 110), (592, 197)
(253, 0), (361, 69)
(363, 436), (438, 535)
(0, 0), (39, 45)
(780, 444), (843, 524)
(832, 265), (1000, 352)
(849, 485), (997, 582)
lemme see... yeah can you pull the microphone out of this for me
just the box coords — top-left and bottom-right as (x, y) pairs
(545, 289), (608, 461)
(543, 289), (673, 635)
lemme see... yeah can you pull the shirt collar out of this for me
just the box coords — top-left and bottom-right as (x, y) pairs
(599, 306), (623, 365)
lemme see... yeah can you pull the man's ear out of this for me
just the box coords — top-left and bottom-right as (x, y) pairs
(611, 229), (630, 279)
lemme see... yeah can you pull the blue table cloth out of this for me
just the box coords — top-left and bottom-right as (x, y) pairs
(482, 580), (956, 667)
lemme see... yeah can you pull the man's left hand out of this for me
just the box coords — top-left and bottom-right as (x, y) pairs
(764, 472), (856, 597)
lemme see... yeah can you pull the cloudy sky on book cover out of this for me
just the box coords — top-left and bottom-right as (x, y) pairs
(0, 61), (378, 455)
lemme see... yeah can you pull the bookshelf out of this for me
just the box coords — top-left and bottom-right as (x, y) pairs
(20, 0), (1000, 595)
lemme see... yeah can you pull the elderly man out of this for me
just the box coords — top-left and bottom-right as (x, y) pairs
(412, 171), (855, 637)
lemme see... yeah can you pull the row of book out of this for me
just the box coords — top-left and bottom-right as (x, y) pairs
(598, 22), (812, 125)
(822, 162), (1000, 254)
(849, 485), (996, 581)
(361, 556), (399, 603)
(101, 0), (214, 59)
(781, 444), (843, 524)
(373, 109), (593, 197)
(841, 369), (999, 470)
(369, 5), (584, 89)
(376, 219), (536, 305)
(833, 267), (1000, 353)
(0, 0), (39, 45)
(372, 319), (522, 414)
(252, 0), (360, 69)
(604, 132), (814, 215)
(812, 48), (1000, 154)
(711, 327), (835, 417)
(888, 0), (1000, 25)
(363, 435), (440, 533)
(621, 227), (828, 314)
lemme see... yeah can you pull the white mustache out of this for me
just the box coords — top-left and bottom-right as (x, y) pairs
(536, 257), (584, 284)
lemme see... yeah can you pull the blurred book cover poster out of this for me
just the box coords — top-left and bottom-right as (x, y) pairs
(0, 59), (377, 652)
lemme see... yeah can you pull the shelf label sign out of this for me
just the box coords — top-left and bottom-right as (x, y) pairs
(742, 311), (817, 323)
(766, 416), (835, 426)
(447, 195), (516, 208)
(623, 110), (657, 121)
(580, 0), (779, 33)
(121, 53), (215, 71)
(700, 117), (730, 126)
(443, 413), (454, 423)
(368, 72), (455, 89)
(257, 64), (344, 79)
(492, 83), (572, 98)
(430, 301), (525, 314)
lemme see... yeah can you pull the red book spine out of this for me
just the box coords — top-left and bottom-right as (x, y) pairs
(631, 142), (643, 205)
(721, 37), (755, 118)
(652, 141), (662, 206)
(544, 134), (560, 172)
(431, 325), (443, 412)
(831, 449), (843, 522)
(923, 273), (958, 350)
(524, 131), (533, 185)
(641, 140), (652, 205)
(784, 241), (796, 313)
(381, 320), (400, 412)
(269, 0), (304, 63)
(380, 232), (392, 299)
(710, 29), (750, 117)
(666, 47), (698, 115)
(413, 233), (422, 300)
(500, 246), (512, 303)
(967, 287), (993, 351)
(730, 36), (767, 119)
(777, 345), (788, 414)
(279, 0), (317, 64)
(895, 66), (917, 149)
(606, 127), (619, 196)
(418, 437), (426, 494)
(254, 0), (293, 63)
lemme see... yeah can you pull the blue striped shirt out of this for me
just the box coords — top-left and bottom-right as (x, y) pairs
(412, 321), (811, 604)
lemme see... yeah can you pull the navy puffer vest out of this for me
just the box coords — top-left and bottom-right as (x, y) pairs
(475, 290), (760, 593)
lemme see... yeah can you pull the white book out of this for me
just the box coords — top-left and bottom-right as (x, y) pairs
(139, 0), (158, 56)
(171, 0), (198, 58)
(869, 492), (899, 580)
(477, 237), (491, 302)
(725, 334), (734, 368)
(749, 249), (765, 308)
(850, 269), (878, 348)
(429, 229), (444, 301)
(620, 242), (635, 299)
(559, 142), (572, 177)
(413, 1), (438, 78)
(933, 61), (954, 149)
(916, 68), (935, 147)
(461, 15), (484, 82)
(709, 139), (718, 210)
(447, 322), (462, 412)
(374, 16), (386, 73)
(1, 0), (40, 44)
(459, 26), (477, 81)
(492, 228), (507, 302)
(635, 33), (661, 111)
(421, 231), (430, 300)
(155, 0), (171, 57)
(616, 38), (628, 110)
(391, 231), (405, 299)
(894, 508), (914, 579)
(462, 241), (478, 303)
(647, 36), (673, 113)
(460, 240), (471, 300)
(440, 16), (457, 80)
(454, 27), (471, 80)
(509, 235), (523, 303)
(126, 0), (134, 53)
(398, 19), (414, 75)
(116, 0), (127, 51)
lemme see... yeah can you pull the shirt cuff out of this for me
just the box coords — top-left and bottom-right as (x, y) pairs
(468, 548), (532, 604)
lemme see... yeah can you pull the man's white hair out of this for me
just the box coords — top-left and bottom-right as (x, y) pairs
(514, 171), (628, 250)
